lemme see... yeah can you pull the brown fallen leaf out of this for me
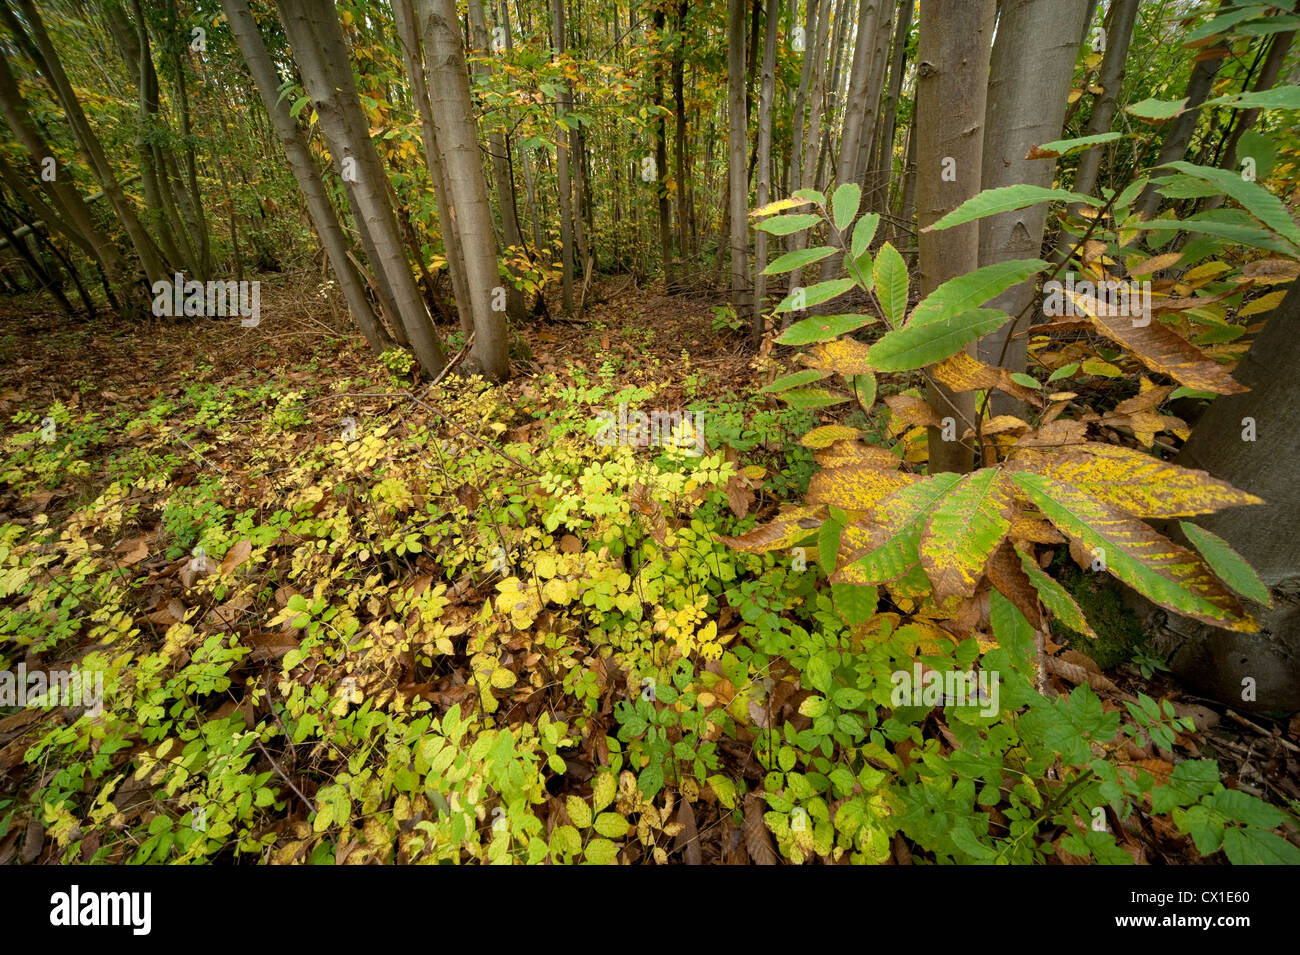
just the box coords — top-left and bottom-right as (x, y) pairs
(116, 535), (149, 566)
(20, 816), (43, 864)
(743, 793), (777, 865)
(220, 538), (253, 575)
(674, 799), (702, 865)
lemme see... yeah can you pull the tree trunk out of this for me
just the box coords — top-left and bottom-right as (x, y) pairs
(916, 0), (995, 474)
(417, 0), (510, 380)
(392, 0), (474, 335)
(727, 0), (751, 319)
(276, 0), (445, 375)
(221, 0), (390, 353)
(1149, 282), (1300, 712)
(753, 0), (779, 345)
(1063, 0), (1139, 208)
(978, 0), (1088, 416)
(550, 0), (575, 313)
(653, 7), (674, 290)
(869, 0), (912, 214)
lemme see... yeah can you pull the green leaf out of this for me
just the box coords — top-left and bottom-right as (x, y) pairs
(1009, 472), (1250, 630)
(1222, 827), (1300, 865)
(919, 469), (1014, 602)
(847, 371), (877, 412)
(1009, 372), (1039, 388)
(592, 812), (630, 839)
(763, 246), (836, 275)
(838, 473), (964, 586)
(831, 183), (862, 232)
(1179, 522), (1271, 606)
(873, 242), (908, 327)
(793, 188), (825, 204)
(776, 313), (873, 345)
(776, 388), (850, 409)
(1047, 362), (1079, 382)
(1014, 544), (1097, 638)
(1133, 212), (1297, 255)
(924, 185), (1101, 232)
(1159, 161), (1300, 250)
(909, 259), (1048, 327)
(760, 369), (829, 393)
(831, 582), (877, 625)
(566, 795), (592, 829)
(755, 213), (823, 236)
(1183, 4), (1274, 44)
(1125, 97), (1187, 121)
(1029, 131), (1124, 158)
(775, 278), (856, 312)
(582, 837), (620, 864)
(868, 309), (1010, 372)
(1202, 86), (1300, 111)
(851, 213), (880, 261)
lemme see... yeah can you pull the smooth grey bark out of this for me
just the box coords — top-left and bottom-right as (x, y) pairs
(550, 0), (575, 313)
(916, 0), (995, 473)
(754, 0), (779, 344)
(0, 48), (130, 292)
(978, 0), (1089, 416)
(1064, 0), (1140, 202)
(418, 0), (509, 381)
(869, 0), (913, 214)
(220, 0), (390, 353)
(818, 0), (883, 282)
(276, 0), (445, 375)
(393, 0), (474, 334)
(6, 0), (167, 284)
(727, 0), (751, 317)
(1149, 282), (1300, 712)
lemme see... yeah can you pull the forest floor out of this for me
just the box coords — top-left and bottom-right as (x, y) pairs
(1, 271), (1298, 864)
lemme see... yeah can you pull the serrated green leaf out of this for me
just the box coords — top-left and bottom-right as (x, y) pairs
(1203, 86), (1300, 111)
(851, 213), (880, 260)
(776, 387), (850, 409)
(873, 242), (908, 327)
(760, 369), (829, 392)
(763, 246), (836, 275)
(756, 213), (823, 236)
(776, 313), (873, 345)
(1014, 544), (1097, 638)
(1126, 97), (1187, 121)
(1180, 522), (1271, 606)
(868, 309), (1010, 372)
(910, 259), (1048, 327)
(776, 278), (856, 312)
(592, 812), (630, 839)
(831, 182), (862, 231)
(924, 185), (1101, 233)
(1159, 161), (1300, 250)
(1029, 131), (1124, 158)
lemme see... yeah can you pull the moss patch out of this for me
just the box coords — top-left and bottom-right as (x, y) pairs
(1052, 557), (1149, 670)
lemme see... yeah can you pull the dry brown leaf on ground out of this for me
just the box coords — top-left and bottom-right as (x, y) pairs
(743, 793), (777, 865)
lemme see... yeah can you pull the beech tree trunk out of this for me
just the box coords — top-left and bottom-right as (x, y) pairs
(417, 0), (509, 381)
(276, 0), (445, 376)
(916, 0), (995, 474)
(727, 0), (750, 318)
(221, 0), (391, 353)
(979, 0), (1089, 415)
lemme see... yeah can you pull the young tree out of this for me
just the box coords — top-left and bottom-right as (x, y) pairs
(978, 0), (1089, 414)
(220, 0), (391, 354)
(753, 0), (779, 344)
(416, 0), (509, 380)
(275, 0), (445, 376)
(915, 0), (996, 473)
(727, 0), (750, 319)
